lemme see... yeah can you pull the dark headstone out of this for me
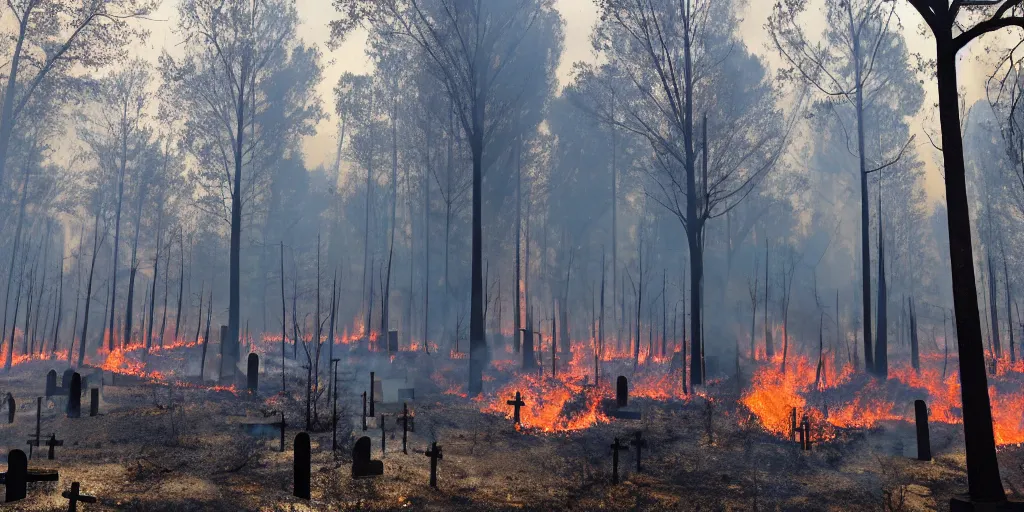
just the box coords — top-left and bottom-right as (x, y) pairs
(610, 437), (628, 484)
(293, 432), (311, 499)
(45, 370), (57, 397)
(62, 482), (97, 512)
(915, 399), (932, 461)
(4, 449), (27, 502)
(506, 391), (525, 426)
(351, 436), (383, 478)
(616, 376), (628, 408)
(90, 389), (99, 417)
(61, 369), (74, 393)
(425, 442), (443, 488)
(388, 330), (398, 353)
(5, 393), (13, 424)
(246, 353), (259, 394)
(67, 373), (81, 418)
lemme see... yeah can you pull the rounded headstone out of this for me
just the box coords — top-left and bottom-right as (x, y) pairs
(293, 432), (311, 499)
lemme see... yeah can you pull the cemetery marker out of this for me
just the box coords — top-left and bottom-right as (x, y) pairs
(506, 391), (525, 426)
(62, 482), (96, 512)
(425, 442), (443, 488)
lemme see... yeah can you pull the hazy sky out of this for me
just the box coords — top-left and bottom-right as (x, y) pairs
(133, 0), (1000, 207)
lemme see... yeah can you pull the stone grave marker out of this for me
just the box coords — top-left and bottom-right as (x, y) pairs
(5, 393), (14, 424)
(293, 432), (311, 499)
(387, 330), (398, 353)
(506, 391), (525, 427)
(425, 442), (443, 488)
(274, 412), (287, 452)
(90, 389), (99, 417)
(62, 482), (96, 512)
(915, 399), (932, 461)
(45, 370), (58, 397)
(351, 436), (383, 478)
(616, 376), (628, 407)
(61, 369), (74, 395)
(246, 353), (259, 394)
(1, 449), (58, 502)
(67, 373), (81, 418)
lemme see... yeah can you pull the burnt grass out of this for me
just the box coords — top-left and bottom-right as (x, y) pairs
(0, 351), (1022, 511)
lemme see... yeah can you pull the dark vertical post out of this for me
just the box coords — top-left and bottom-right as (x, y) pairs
(90, 389), (99, 417)
(5, 449), (27, 502)
(362, 391), (367, 431)
(332, 359), (339, 451)
(293, 432), (311, 499)
(369, 371), (375, 417)
(611, 437), (626, 484)
(915, 399), (932, 462)
(67, 373), (81, 418)
(246, 352), (259, 394)
(6, 393), (14, 423)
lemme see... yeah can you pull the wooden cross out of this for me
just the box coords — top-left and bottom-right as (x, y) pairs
(610, 437), (629, 484)
(26, 397), (42, 459)
(62, 481), (96, 512)
(629, 431), (648, 473)
(424, 442), (443, 488)
(506, 391), (526, 426)
(45, 434), (63, 460)
(271, 412), (286, 452)
(395, 402), (412, 454)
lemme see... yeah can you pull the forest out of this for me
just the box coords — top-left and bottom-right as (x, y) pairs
(1, 0), (1024, 510)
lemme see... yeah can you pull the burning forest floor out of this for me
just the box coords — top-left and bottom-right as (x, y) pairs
(0, 338), (1023, 511)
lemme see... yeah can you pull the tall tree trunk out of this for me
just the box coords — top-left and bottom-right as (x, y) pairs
(910, 297), (920, 372)
(108, 143), (128, 352)
(173, 230), (186, 341)
(125, 175), (147, 347)
(1003, 244), (1015, 364)
(3, 160), (31, 370)
(146, 209), (163, 350)
(988, 252), (1001, 360)
(78, 210), (103, 368)
(934, 30), (1005, 501)
(514, 136), (522, 354)
(849, 17), (874, 376)
(875, 184), (888, 378)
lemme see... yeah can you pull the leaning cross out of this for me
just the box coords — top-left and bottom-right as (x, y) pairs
(45, 434), (63, 460)
(62, 481), (96, 512)
(395, 402), (412, 454)
(610, 437), (629, 484)
(379, 413), (388, 457)
(630, 431), (648, 473)
(424, 442), (443, 488)
(506, 391), (526, 426)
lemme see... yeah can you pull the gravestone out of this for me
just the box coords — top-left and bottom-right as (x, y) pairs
(90, 389), (99, 417)
(425, 442), (443, 488)
(62, 482), (96, 512)
(630, 431), (648, 473)
(610, 438), (628, 484)
(388, 330), (398, 353)
(0, 449), (57, 502)
(506, 391), (526, 426)
(915, 399), (932, 461)
(351, 436), (384, 478)
(61, 369), (74, 394)
(45, 434), (63, 460)
(67, 373), (81, 418)
(6, 393), (14, 423)
(4, 449), (27, 502)
(246, 353), (259, 394)
(616, 376), (628, 407)
(293, 432), (311, 499)
(45, 370), (58, 397)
